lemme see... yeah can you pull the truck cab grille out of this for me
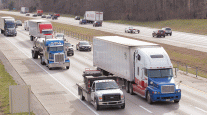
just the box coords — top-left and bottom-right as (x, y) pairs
(102, 94), (121, 102)
(54, 53), (64, 63)
(161, 85), (175, 93)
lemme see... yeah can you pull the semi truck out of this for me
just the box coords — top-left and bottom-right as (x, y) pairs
(77, 68), (125, 110)
(37, 10), (43, 16)
(93, 36), (181, 104)
(0, 17), (17, 36)
(32, 38), (70, 70)
(84, 11), (103, 23)
(28, 19), (53, 41)
(20, 7), (29, 14)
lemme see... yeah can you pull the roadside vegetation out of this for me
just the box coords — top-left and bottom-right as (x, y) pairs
(0, 13), (206, 78)
(0, 61), (35, 115)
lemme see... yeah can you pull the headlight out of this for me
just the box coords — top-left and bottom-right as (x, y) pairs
(154, 91), (157, 94)
(98, 96), (102, 101)
(177, 90), (181, 93)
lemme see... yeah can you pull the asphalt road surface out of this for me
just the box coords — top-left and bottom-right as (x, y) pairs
(0, 25), (206, 115)
(0, 11), (206, 52)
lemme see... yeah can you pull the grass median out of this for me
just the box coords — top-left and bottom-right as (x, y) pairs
(0, 13), (206, 78)
(0, 61), (35, 115)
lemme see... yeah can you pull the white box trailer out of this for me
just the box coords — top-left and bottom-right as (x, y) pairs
(21, 7), (29, 14)
(28, 19), (53, 41)
(84, 11), (103, 23)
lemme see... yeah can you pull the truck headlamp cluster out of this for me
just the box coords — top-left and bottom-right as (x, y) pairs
(121, 94), (124, 100)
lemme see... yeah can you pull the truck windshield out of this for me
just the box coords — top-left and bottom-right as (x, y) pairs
(42, 30), (53, 35)
(6, 23), (15, 28)
(147, 68), (173, 78)
(48, 46), (63, 51)
(96, 82), (119, 90)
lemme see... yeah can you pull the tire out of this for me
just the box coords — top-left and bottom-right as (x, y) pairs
(66, 66), (69, 69)
(125, 30), (126, 33)
(30, 36), (33, 41)
(80, 90), (85, 100)
(32, 51), (38, 59)
(95, 99), (100, 110)
(121, 103), (125, 109)
(40, 56), (43, 65)
(170, 33), (172, 36)
(147, 91), (152, 104)
(174, 100), (179, 103)
(125, 80), (129, 93)
(129, 82), (134, 95)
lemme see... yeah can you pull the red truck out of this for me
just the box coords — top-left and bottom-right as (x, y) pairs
(28, 20), (53, 41)
(37, 10), (43, 16)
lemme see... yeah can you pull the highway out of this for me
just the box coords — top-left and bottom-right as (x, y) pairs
(0, 11), (207, 52)
(0, 25), (206, 115)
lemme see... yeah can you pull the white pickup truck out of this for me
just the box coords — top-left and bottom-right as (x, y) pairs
(125, 26), (140, 33)
(77, 69), (125, 110)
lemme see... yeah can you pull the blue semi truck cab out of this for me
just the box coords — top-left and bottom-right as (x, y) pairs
(32, 38), (70, 70)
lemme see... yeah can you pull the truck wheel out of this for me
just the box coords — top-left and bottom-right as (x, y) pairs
(121, 103), (125, 109)
(147, 91), (152, 104)
(40, 56), (45, 65)
(170, 33), (172, 36)
(125, 80), (129, 93)
(66, 66), (69, 69)
(30, 36), (33, 41)
(95, 99), (100, 110)
(129, 82), (134, 95)
(174, 100), (179, 103)
(80, 91), (85, 100)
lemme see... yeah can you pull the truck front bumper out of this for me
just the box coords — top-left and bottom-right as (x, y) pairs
(48, 62), (70, 68)
(98, 100), (125, 107)
(151, 93), (181, 102)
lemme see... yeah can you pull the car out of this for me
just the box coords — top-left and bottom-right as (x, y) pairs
(25, 13), (30, 16)
(76, 41), (91, 51)
(41, 15), (46, 18)
(65, 42), (74, 56)
(79, 19), (87, 24)
(162, 27), (172, 36)
(52, 15), (58, 20)
(55, 33), (65, 40)
(125, 26), (140, 33)
(152, 30), (165, 38)
(32, 14), (37, 17)
(93, 21), (102, 27)
(75, 16), (80, 20)
(15, 20), (22, 26)
(53, 13), (60, 17)
(46, 15), (51, 19)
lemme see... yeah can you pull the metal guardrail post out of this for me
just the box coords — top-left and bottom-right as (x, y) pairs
(186, 65), (188, 74)
(196, 67), (198, 77)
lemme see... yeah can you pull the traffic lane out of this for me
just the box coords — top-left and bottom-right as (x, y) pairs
(1, 11), (207, 52)
(6, 20), (207, 114)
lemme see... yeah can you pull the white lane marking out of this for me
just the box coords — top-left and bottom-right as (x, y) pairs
(5, 37), (99, 115)
(139, 105), (153, 114)
(195, 107), (207, 113)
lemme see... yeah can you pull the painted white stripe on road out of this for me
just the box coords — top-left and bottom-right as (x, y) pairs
(5, 37), (99, 115)
(195, 107), (207, 113)
(139, 105), (153, 114)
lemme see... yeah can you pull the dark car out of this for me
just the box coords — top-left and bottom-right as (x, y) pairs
(79, 19), (87, 24)
(152, 30), (165, 38)
(15, 20), (22, 26)
(41, 15), (46, 18)
(75, 16), (80, 20)
(93, 21), (102, 27)
(26, 13), (30, 16)
(76, 41), (91, 51)
(32, 14), (37, 17)
(52, 15), (58, 20)
(162, 27), (172, 36)
(65, 42), (74, 56)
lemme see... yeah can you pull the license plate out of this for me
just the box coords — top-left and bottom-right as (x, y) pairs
(166, 99), (170, 101)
